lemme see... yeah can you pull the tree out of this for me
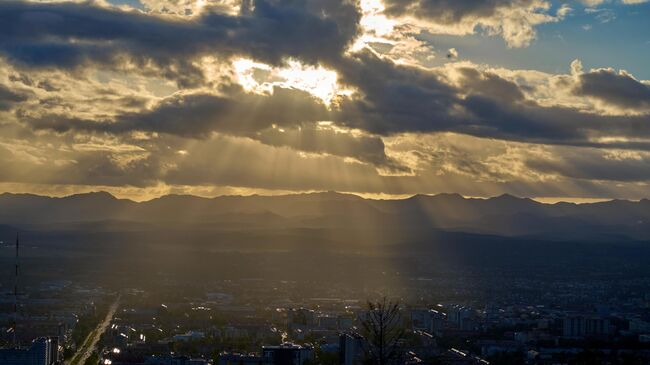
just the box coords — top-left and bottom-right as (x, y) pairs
(360, 298), (405, 365)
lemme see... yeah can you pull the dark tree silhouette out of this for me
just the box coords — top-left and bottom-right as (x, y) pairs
(360, 297), (405, 365)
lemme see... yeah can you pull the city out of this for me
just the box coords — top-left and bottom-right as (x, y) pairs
(2, 250), (650, 364)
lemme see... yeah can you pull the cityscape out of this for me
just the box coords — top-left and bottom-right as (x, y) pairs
(2, 258), (650, 364)
(1, 192), (650, 364)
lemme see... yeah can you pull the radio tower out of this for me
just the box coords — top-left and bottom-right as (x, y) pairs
(12, 232), (19, 348)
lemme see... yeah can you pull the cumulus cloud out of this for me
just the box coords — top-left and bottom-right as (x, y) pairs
(572, 66), (650, 111)
(19, 51), (650, 156)
(580, 0), (647, 6)
(24, 86), (329, 137)
(332, 53), (650, 151)
(0, 84), (29, 110)
(333, 51), (460, 134)
(0, 0), (361, 86)
(18, 81), (407, 172)
(380, 0), (568, 47)
(526, 148), (650, 182)
(253, 123), (408, 172)
(3, 124), (650, 200)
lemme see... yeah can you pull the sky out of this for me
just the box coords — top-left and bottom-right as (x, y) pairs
(0, 0), (650, 201)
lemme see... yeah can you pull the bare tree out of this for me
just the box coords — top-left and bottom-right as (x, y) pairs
(360, 297), (405, 365)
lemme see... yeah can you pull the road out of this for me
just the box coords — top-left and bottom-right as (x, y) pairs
(69, 296), (120, 365)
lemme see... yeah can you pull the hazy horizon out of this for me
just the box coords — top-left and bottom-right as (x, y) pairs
(0, 188), (620, 205)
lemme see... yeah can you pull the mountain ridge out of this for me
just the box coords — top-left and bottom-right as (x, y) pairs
(2, 191), (650, 241)
(0, 190), (627, 205)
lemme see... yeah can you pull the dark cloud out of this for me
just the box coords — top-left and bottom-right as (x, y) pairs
(455, 67), (526, 103)
(21, 82), (408, 171)
(24, 86), (329, 138)
(0, 143), (156, 187)
(526, 149), (650, 182)
(9, 1), (650, 154)
(457, 94), (650, 146)
(332, 53), (650, 149)
(333, 51), (460, 134)
(0, 84), (29, 110)
(0, 0), (360, 86)
(20, 51), (650, 154)
(382, 0), (535, 24)
(254, 124), (409, 172)
(379, 0), (561, 47)
(573, 68), (650, 109)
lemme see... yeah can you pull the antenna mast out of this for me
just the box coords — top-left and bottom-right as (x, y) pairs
(13, 232), (19, 348)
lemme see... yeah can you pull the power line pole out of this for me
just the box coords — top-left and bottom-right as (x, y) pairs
(13, 232), (19, 348)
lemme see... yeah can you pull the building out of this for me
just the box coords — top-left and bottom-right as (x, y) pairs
(411, 309), (434, 332)
(448, 306), (474, 331)
(0, 337), (59, 365)
(262, 343), (313, 365)
(48, 337), (59, 365)
(287, 308), (316, 328)
(585, 317), (610, 336)
(438, 348), (489, 365)
(339, 332), (365, 365)
(563, 316), (584, 338)
(410, 308), (448, 335)
(562, 316), (610, 338)
(172, 331), (205, 342)
(431, 310), (447, 336)
(218, 353), (265, 365)
(143, 355), (210, 365)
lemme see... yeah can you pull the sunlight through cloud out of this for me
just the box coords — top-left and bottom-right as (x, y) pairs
(232, 58), (346, 104)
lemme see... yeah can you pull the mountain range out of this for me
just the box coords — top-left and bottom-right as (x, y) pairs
(2, 191), (650, 242)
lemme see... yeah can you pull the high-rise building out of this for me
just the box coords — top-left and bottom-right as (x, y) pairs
(562, 316), (611, 338)
(48, 337), (59, 365)
(562, 316), (586, 338)
(218, 352), (265, 365)
(287, 308), (316, 328)
(0, 337), (58, 365)
(262, 343), (313, 365)
(339, 333), (365, 365)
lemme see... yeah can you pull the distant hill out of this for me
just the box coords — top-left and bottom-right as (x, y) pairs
(1, 191), (650, 241)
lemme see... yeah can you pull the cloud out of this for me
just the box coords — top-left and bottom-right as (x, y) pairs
(20, 81), (408, 172)
(253, 124), (409, 172)
(331, 53), (650, 151)
(136, 0), (241, 16)
(572, 66), (650, 111)
(580, 0), (647, 6)
(0, 137), (156, 187)
(379, 0), (567, 47)
(526, 148), (650, 182)
(0, 0), (361, 86)
(333, 51), (459, 134)
(24, 86), (330, 138)
(20, 52), (650, 155)
(4, 127), (650, 200)
(0, 84), (29, 110)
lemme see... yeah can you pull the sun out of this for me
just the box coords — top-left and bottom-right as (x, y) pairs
(231, 58), (349, 105)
